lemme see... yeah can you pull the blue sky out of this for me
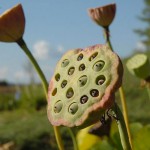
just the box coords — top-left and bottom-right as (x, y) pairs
(0, 0), (146, 84)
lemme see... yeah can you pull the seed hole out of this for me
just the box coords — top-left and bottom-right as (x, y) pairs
(68, 102), (78, 114)
(66, 88), (74, 98)
(93, 60), (105, 72)
(89, 52), (98, 61)
(90, 89), (99, 97)
(96, 75), (106, 85)
(78, 75), (87, 87)
(55, 73), (60, 81)
(77, 53), (83, 61)
(80, 95), (88, 104)
(52, 88), (57, 96)
(79, 64), (85, 71)
(54, 100), (63, 113)
(61, 80), (67, 88)
(61, 59), (69, 67)
(68, 67), (75, 75)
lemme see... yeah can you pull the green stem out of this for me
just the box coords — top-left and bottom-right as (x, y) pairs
(16, 38), (48, 97)
(103, 27), (133, 149)
(68, 128), (79, 150)
(16, 37), (64, 150)
(112, 103), (131, 150)
(146, 86), (150, 100)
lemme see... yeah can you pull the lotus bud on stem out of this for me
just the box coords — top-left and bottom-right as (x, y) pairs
(0, 4), (64, 150)
(88, 3), (133, 149)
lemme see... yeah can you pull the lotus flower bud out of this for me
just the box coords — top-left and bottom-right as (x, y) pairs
(88, 3), (116, 28)
(0, 4), (25, 42)
(47, 44), (123, 128)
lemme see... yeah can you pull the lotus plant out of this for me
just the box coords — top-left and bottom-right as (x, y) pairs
(0, 3), (132, 150)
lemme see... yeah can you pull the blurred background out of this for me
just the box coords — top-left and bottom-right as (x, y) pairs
(0, 0), (150, 150)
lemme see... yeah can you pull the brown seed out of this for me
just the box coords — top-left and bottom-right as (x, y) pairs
(77, 54), (83, 61)
(79, 64), (85, 71)
(98, 79), (105, 85)
(61, 80), (67, 88)
(90, 89), (99, 97)
(80, 95), (88, 104)
(68, 67), (75, 75)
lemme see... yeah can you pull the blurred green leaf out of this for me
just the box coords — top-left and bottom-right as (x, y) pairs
(130, 122), (143, 137)
(90, 139), (115, 150)
(133, 125), (150, 150)
(77, 126), (101, 150)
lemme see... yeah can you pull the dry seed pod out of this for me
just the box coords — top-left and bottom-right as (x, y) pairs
(47, 44), (123, 128)
(0, 4), (25, 42)
(88, 3), (116, 27)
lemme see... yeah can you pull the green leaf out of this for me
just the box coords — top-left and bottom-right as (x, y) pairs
(133, 124), (150, 150)
(130, 122), (143, 137)
(77, 126), (101, 150)
(90, 140), (115, 150)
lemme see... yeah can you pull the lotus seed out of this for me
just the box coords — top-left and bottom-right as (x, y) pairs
(78, 75), (87, 87)
(55, 73), (60, 81)
(54, 101), (63, 113)
(93, 60), (105, 72)
(77, 54), (83, 61)
(66, 88), (74, 98)
(61, 59), (69, 67)
(61, 80), (67, 88)
(89, 52), (98, 61)
(90, 89), (99, 97)
(68, 102), (78, 114)
(52, 88), (57, 96)
(79, 64), (85, 71)
(68, 67), (75, 75)
(96, 75), (106, 85)
(80, 95), (88, 104)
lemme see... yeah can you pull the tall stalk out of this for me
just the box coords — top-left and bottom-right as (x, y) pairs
(16, 38), (65, 150)
(112, 103), (131, 150)
(103, 27), (133, 149)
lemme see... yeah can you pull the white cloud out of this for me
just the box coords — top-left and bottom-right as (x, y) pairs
(136, 41), (146, 51)
(33, 40), (50, 60)
(57, 45), (64, 53)
(0, 67), (8, 80)
(14, 70), (28, 80)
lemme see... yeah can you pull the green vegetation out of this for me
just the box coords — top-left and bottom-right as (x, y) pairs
(0, 51), (150, 149)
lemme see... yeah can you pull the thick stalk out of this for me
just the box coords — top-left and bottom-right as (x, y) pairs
(68, 128), (79, 150)
(103, 27), (133, 149)
(119, 87), (132, 149)
(112, 103), (131, 150)
(16, 38), (64, 150)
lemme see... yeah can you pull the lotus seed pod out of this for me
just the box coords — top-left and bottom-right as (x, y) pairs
(126, 54), (150, 79)
(0, 4), (25, 42)
(47, 44), (123, 128)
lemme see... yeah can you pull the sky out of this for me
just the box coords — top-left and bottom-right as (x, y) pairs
(0, 0), (147, 84)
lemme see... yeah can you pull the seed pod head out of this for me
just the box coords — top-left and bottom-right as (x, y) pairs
(88, 3), (116, 28)
(47, 44), (123, 128)
(126, 54), (150, 79)
(0, 4), (25, 42)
